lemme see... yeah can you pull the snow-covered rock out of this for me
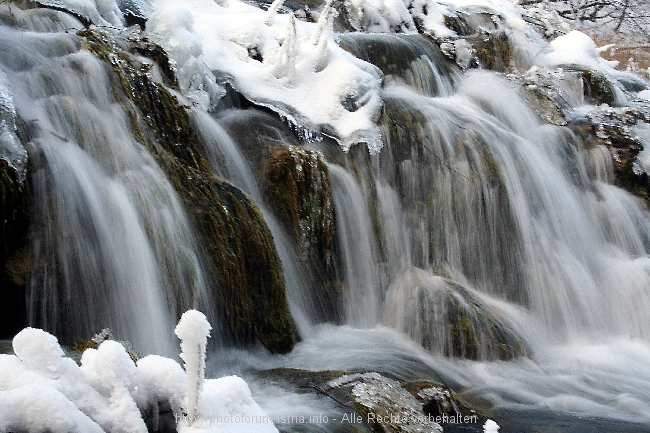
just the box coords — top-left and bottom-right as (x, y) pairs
(0, 312), (277, 433)
(146, 0), (383, 152)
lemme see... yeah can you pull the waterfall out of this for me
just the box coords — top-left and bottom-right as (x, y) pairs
(373, 74), (650, 343)
(328, 163), (382, 327)
(1, 11), (209, 354)
(4, 0), (650, 428)
(190, 109), (316, 335)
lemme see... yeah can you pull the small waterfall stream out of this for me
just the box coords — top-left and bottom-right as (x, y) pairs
(1, 9), (213, 354)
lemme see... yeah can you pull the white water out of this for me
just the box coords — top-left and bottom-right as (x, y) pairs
(4, 1), (650, 429)
(1, 7), (211, 354)
(312, 33), (650, 425)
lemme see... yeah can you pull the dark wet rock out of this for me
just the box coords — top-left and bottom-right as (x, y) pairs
(384, 268), (529, 361)
(117, 0), (152, 29)
(326, 373), (443, 433)
(403, 381), (466, 419)
(568, 104), (650, 202)
(257, 369), (481, 433)
(80, 27), (298, 353)
(469, 30), (511, 72)
(435, 11), (513, 72)
(443, 11), (500, 36)
(186, 176), (299, 353)
(561, 64), (619, 107)
(262, 145), (341, 322)
(0, 159), (30, 339)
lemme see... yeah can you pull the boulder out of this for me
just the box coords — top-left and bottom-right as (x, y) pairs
(568, 103), (650, 202)
(561, 64), (619, 106)
(262, 145), (340, 322)
(384, 268), (529, 360)
(257, 368), (482, 433)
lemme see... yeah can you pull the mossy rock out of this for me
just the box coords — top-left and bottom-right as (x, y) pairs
(561, 64), (618, 106)
(385, 269), (528, 361)
(569, 112), (650, 203)
(469, 30), (512, 73)
(79, 28), (299, 353)
(262, 145), (340, 322)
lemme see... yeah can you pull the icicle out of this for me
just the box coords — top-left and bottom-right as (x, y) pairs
(311, 0), (334, 45)
(264, 0), (286, 25)
(174, 310), (212, 426)
(273, 13), (298, 81)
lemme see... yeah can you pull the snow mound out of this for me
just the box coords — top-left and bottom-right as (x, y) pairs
(541, 30), (618, 70)
(146, 0), (383, 152)
(0, 311), (278, 433)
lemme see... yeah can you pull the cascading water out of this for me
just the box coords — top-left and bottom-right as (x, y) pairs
(4, 0), (650, 430)
(328, 163), (382, 327)
(190, 108), (317, 335)
(0, 7), (210, 354)
(302, 32), (650, 424)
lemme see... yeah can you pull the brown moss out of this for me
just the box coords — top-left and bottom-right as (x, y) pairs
(262, 145), (341, 323)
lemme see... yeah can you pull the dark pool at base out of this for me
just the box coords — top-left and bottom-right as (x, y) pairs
(445, 409), (650, 433)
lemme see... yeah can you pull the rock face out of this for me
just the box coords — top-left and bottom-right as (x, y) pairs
(328, 373), (443, 433)
(384, 268), (528, 361)
(509, 68), (650, 204)
(262, 145), (340, 322)
(257, 368), (481, 433)
(0, 159), (30, 338)
(80, 28), (298, 353)
(570, 104), (650, 201)
(561, 65), (619, 107)
(433, 11), (514, 72)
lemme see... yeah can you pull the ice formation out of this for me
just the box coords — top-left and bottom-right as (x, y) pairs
(146, 0), (384, 152)
(175, 310), (211, 426)
(0, 313), (277, 433)
(26, 0), (635, 155)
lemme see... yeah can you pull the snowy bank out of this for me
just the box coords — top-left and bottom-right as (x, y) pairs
(0, 311), (278, 433)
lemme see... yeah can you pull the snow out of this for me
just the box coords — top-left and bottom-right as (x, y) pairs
(344, 0), (528, 37)
(146, 0), (383, 152)
(483, 419), (500, 432)
(0, 312), (277, 433)
(0, 385), (104, 433)
(181, 376), (278, 433)
(175, 310), (211, 426)
(540, 30), (618, 70)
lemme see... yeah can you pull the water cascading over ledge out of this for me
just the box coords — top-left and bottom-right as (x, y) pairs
(0, 8), (298, 355)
